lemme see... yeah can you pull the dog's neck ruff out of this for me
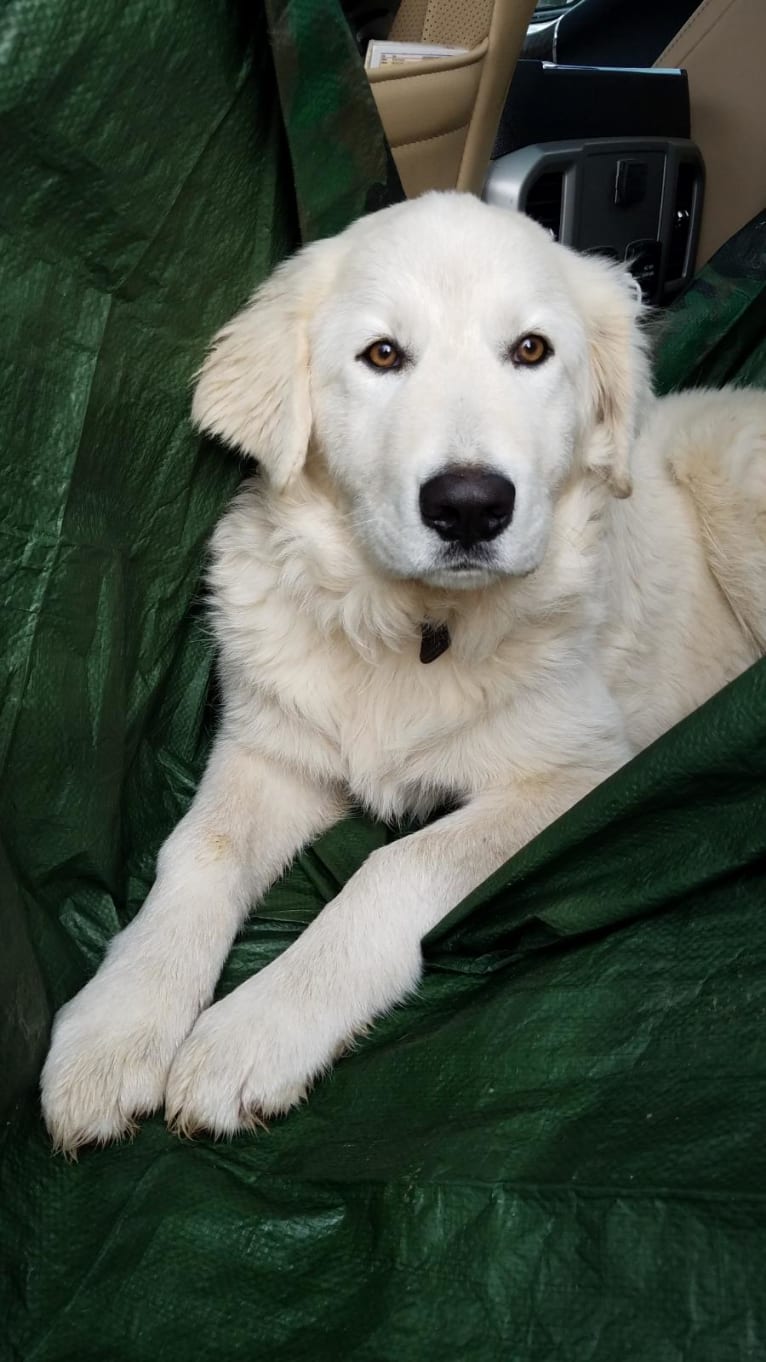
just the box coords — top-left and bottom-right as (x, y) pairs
(256, 472), (602, 668)
(419, 621), (451, 664)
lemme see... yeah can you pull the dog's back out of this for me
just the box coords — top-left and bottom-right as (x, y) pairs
(595, 389), (766, 751)
(661, 388), (766, 653)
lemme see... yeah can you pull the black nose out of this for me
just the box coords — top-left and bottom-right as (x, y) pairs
(419, 469), (516, 548)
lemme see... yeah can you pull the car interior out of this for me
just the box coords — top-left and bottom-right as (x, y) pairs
(343, 0), (766, 304)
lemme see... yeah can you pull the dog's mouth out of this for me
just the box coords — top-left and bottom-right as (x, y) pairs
(424, 548), (538, 588)
(422, 554), (500, 590)
(441, 545), (494, 572)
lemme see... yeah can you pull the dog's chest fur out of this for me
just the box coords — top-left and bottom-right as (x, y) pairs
(215, 590), (580, 821)
(207, 480), (610, 821)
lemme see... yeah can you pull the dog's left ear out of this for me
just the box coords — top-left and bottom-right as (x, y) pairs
(565, 252), (651, 498)
(191, 237), (341, 491)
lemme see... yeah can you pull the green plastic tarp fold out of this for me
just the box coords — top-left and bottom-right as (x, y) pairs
(1, 1), (765, 1357)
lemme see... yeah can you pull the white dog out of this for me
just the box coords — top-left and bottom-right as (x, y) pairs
(42, 192), (766, 1151)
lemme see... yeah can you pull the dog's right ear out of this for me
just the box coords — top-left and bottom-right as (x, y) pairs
(192, 238), (340, 492)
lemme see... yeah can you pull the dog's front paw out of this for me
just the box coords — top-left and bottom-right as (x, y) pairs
(41, 973), (198, 1154)
(165, 897), (425, 1139)
(164, 967), (349, 1138)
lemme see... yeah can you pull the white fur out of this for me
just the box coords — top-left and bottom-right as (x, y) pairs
(41, 192), (766, 1150)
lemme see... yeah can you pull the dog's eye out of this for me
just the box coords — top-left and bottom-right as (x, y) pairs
(359, 339), (403, 371)
(510, 334), (551, 367)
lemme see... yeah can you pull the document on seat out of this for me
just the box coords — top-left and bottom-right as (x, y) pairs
(364, 40), (468, 71)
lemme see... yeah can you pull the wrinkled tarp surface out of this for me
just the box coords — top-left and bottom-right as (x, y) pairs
(1, 0), (765, 1354)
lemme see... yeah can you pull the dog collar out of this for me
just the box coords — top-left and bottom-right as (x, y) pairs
(419, 621), (451, 664)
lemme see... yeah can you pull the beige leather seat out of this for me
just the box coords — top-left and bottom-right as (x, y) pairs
(655, 0), (766, 265)
(368, 0), (537, 197)
(371, 0), (766, 263)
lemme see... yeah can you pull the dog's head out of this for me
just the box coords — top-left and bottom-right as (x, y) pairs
(193, 192), (649, 588)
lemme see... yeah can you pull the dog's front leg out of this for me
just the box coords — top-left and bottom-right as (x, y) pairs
(165, 769), (609, 1136)
(41, 738), (344, 1153)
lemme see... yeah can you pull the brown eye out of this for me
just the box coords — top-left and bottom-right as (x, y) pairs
(361, 339), (402, 371)
(510, 333), (551, 367)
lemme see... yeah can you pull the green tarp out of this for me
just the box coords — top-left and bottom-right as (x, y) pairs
(1, 1), (765, 1357)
